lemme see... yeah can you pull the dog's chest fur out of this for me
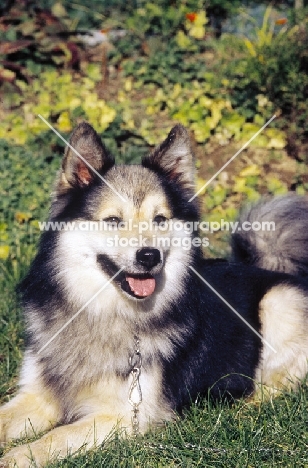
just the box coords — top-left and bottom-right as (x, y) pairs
(29, 294), (183, 407)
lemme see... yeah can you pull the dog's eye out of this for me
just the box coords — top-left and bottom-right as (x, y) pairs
(103, 216), (122, 227)
(153, 215), (168, 226)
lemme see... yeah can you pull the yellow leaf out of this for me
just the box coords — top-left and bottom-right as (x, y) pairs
(239, 165), (261, 177)
(257, 94), (269, 108)
(146, 105), (156, 115)
(171, 83), (182, 100)
(99, 106), (116, 129)
(69, 98), (81, 110)
(190, 122), (211, 142)
(194, 11), (208, 27)
(199, 95), (212, 108)
(189, 24), (205, 39)
(124, 78), (133, 92)
(186, 11), (207, 39)
(233, 177), (247, 193)
(176, 30), (192, 48)
(243, 38), (257, 57)
(0, 245), (9, 260)
(245, 187), (261, 202)
(240, 123), (269, 147)
(57, 111), (72, 132)
(266, 177), (288, 195)
(117, 90), (126, 103)
(15, 212), (31, 223)
(265, 129), (286, 149)
(267, 136), (286, 149)
(0, 68), (15, 80)
(196, 177), (207, 196)
(51, 1), (68, 18)
(208, 99), (226, 129)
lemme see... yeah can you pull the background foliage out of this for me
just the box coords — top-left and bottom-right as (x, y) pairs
(0, 0), (308, 466)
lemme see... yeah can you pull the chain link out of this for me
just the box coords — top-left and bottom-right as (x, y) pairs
(128, 335), (142, 436)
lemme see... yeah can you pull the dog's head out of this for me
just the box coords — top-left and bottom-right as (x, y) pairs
(50, 123), (200, 306)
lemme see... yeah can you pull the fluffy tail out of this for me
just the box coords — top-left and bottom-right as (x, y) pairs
(231, 194), (308, 276)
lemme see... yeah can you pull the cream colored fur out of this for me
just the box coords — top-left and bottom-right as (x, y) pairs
(0, 361), (170, 467)
(255, 285), (308, 396)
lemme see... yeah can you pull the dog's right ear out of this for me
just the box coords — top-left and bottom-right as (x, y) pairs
(142, 124), (195, 190)
(59, 122), (114, 191)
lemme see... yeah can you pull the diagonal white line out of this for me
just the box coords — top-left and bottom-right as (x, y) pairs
(189, 266), (277, 353)
(37, 267), (125, 354)
(189, 114), (276, 202)
(38, 114), (127, 203)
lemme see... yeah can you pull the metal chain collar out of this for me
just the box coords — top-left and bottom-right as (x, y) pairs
(128, 335), (142, 436)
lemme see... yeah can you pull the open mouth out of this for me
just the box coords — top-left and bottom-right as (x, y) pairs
(96, 254), (157, 300)
(121, 273), (156, 299)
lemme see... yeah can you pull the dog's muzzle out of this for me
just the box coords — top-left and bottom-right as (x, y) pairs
(123, 248), (161, 299)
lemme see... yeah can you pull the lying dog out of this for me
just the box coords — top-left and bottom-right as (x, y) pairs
(1, 123), (307, 467)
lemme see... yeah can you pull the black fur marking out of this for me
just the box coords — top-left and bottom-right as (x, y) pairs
(96, 253), (122, 280)
(19, 232), (62, 315)
(161, 259), (308, 410)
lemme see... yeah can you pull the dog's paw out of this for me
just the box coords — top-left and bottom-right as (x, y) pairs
(0, 457), (13, 468)
(1, 446), (39, 468)
(0, 408), (22, 445)
(0, 460), (10, 468)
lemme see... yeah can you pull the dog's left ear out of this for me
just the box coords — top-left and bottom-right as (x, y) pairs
(142, 124), (195, 189)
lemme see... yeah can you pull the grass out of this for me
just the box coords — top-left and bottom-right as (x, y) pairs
(42, 390), (308, 467)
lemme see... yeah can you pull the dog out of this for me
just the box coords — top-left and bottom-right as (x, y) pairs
(1, 123), (308, 467)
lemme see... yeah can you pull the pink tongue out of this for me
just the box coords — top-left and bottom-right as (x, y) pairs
(126, 276), (156, 297)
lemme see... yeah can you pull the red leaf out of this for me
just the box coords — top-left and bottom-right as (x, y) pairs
(185, 12), (197, 22)
(275, 18), (288, 25)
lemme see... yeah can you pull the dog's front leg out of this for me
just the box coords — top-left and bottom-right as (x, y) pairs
(0, 388), (60, 444)
(0, 412), (131, 468)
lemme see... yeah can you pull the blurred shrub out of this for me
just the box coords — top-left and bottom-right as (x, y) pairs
(217, 13), (308, 160)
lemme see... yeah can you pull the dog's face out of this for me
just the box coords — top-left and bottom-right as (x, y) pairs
(49, 123), (199, 312)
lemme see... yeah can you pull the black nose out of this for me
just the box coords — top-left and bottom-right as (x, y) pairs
(136, 248), (161, 269)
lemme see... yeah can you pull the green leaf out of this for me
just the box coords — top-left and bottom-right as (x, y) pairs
(220, 113), (245, 137)
(190, 122), (211, 142)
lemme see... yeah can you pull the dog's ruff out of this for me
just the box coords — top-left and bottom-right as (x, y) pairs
(1, 123), (308, 467)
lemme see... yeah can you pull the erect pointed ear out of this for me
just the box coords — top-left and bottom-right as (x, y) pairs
(142, 124), (195, 189)
(60, 122), (114, 190)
